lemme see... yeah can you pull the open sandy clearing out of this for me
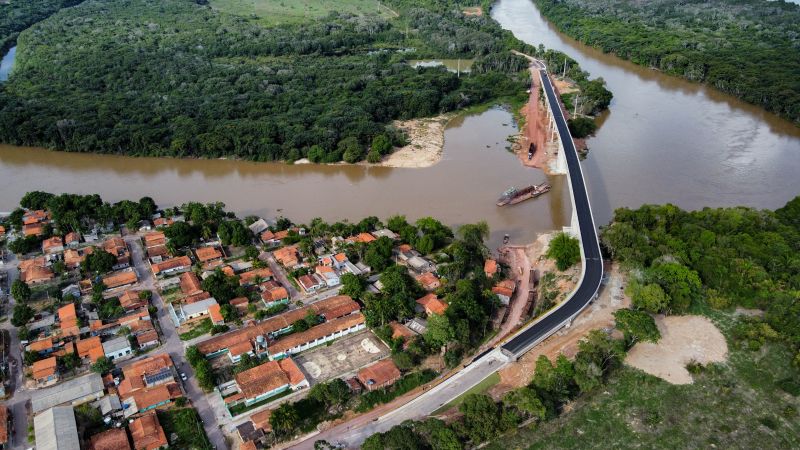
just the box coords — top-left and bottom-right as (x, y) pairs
(625, 315), (728, 385)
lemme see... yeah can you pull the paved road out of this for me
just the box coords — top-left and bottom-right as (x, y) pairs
(124, 235), (229, 449)
(289, 61), (603, 449)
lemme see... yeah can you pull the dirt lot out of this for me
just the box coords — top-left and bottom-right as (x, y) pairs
(379, 114), (455, 168)
(491, 262), (629, 396)
(294, 330), (389, 383)
(624, 315), (728, 385)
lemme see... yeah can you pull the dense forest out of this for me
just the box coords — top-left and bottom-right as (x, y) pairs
(0, 0), (84, 52)
(0, 0), (610, 162)
(533, 0), (800, 124)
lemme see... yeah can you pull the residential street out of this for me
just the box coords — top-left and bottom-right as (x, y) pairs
(124, 234), (229, 449)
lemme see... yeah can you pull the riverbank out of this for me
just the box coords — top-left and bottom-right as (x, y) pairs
(377, 114), (455, 168)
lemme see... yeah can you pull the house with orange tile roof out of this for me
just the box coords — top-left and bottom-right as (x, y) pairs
(239, 267), (273, 286)
(0, 225), (5, 238)
(76, 336), (105, 363)
(492, 279), (516, 305)
(22, 222), (45, 237)
(389, 321), (416, 340)
(230, 296), (250, 315)
(415, 272), (441, 291)
(129, 411), (168, 450)
(267, 313), (366, 360)
(41, 236), (64, 254)
(233, 358), (309, 407)
(89, 427), (131, 450)
(23, 209), (49, 225)
(64, 231), (81, 248)
(20, 263), (54, 285)
(103, 236), (131, 269)
(297, 273), (325, 293)
(272, 245), (301, 267)
(346, 232), (377, 244)
(195, 245), (223, 264)
(415, 293), (448, 316)
(357, 358), (401, 392)
(135, 330), (160, 349)
(124, 382), (182, 417)
(58, 303), (81, 337)
(151, 255), (192, 277)
(64, 246), (94, 269)
(179, 271), (203, 295)
(31, 356), (59, 386)
(102, 269), (138, 291)
(195, 295), (360, 358)
(118, 354), (174, 397)
(484, 258), (498, 278)
(314, 265), (340, 287)
(208, 303), (224, 325)
(261, 285), (289, 308)
(26, 337), (54, 355)
(119, 290), (148, 311)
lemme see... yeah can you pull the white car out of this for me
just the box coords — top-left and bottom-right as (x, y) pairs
(180, 373), (188, 381)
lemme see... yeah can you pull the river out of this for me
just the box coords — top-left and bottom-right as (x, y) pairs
(0, 46), (15, 81)
(1, 0), (799, 243)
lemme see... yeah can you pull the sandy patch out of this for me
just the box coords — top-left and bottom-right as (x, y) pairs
(378, 114), (454, 168)
(463, 6), (483, 16)
(361, 337), (381, 354)
(734, 307), (764, 317)
(625, 315), (728, 385)
(553, 77), (579, 95)
(492, 262), (629, 395)
(302, 361), (322, 378)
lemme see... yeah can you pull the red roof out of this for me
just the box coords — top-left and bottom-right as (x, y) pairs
(130, 411), (168, 450)
(89, 428), (131, 450)
(357, 359), (401, 391)
(416, 293), (447, 316)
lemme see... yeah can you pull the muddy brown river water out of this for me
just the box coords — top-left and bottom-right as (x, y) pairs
(1, 0), (799, 247)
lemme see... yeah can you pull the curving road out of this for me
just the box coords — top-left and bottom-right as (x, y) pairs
(289, 62), (603, 449)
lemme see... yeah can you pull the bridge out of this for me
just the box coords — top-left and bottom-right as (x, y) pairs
(289, 61), (603, 450)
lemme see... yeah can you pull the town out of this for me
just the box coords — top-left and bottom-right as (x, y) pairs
(0, 191), (561, 450)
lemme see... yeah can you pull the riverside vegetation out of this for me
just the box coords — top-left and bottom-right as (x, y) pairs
(533, 0), (800, 124)
(0, 0), (611, 162)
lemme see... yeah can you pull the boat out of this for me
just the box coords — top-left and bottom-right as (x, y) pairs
(496, 183), (551, 206)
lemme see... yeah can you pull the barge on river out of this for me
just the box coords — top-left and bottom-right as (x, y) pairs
(497, 183), (551, 206)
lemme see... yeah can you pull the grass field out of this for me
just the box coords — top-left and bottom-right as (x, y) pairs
(485, 306), (800, 449)
(209, 0), (396, 25)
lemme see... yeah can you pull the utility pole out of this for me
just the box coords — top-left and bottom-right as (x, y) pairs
(562, 58), (567, 78)
(457, 58), (460, 78)
(574, 94), (581, 117)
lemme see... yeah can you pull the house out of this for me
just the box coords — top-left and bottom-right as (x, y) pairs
(389, 321), (416, 340)
(248, 218), (269, 235)
(61, 283), (81, 299)
(484, 259), (498, 278)
(183, 291), (211, 304)
(103, 336), (133, 361)
(151, 256), (191, 277)
(0, 225), (5, 239)
(143, 232), (168, 261)
(196, 295), (360, 358)
(103, 237), (131, 269)
(250, 408), (273, 433)
(153, 217), (174, 228)
(136, 330), (160, 349)
(371, 229), (398, 240)
(179, 271), (203, 295)
(492, 279), (516, 305)
(239, 267), (273, 286)
(230, 296), (250, 315)
(267, 313), (366, 360)
(23, 222), (45, 237)
(407, 256), (435, 274)
(129, 411), (168, 450)
(259, 230), (279, 246)
(0, 405), (8, 450)
(93, 394), (123, 419)
(346, 232), (376, 244)
(124, 383), (182, 417)
(58, 303), (80, 337)
(33, 406), (81, 450)
(407, 317), (428, 334)
(395, 244), (417, 261)
(102, 269), (138, 291)
(415, 272), (441, 291)
(64, 246), (93, 269)
(357, 359), (401, 392)
(76, 336), (105, 363)
(195, 246), (223, 264)
(138, 220), (152, 232)
(42, 236), (64, 254)
(31, 373), (104, 414)
(89, 428), (131, 450)
(315, 265), (340, 287)
(118, 354), (175, 398)
(297, 273), (325, 293)
(209, 303), (224, 325)
(261, 286), (289, 308)
(119, 290), (148, 311)
(167, 297), (220, 327)
(227, 341), (256, 364)
(272, 245), (300, 267)
(27, 337), (55, 356)
(63, 231), (81, 248)
(234, 358), (309, 406)
(415, 293), (447, 316)
(32, 357), (59, 387)
(19, 258), (54, 285)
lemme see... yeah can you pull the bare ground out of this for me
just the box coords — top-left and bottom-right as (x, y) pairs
(624, 315), (728, 385)
(491, 262), (630, 396)
(378, 114), (455, 168)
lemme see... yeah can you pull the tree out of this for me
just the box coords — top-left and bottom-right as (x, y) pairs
(11, 279), (31, 302)
(362, 424), (423, 450)
(613, 309), (660, 344)
(201, 269), (242, 304)
(459, 394), (504, 443)
(60, 352), (81, 371)
(367, 150), (382, 163)
(244, 245), (260, 261)
(81, 250), (117, 275)
(91, 356), (114, 374)
(339, 273), (366, 300)
(425, 313), (453, 347)
(11, 303), (35, 326)
(628, 282), (669, 314)
(270, 403), (299, 436)
(503, 387), (546, 421)
(339, 137), (364, 163)
(364, 236), (394, 272)
(646, 262), (702, 313)
(546, 232), (581, 271)
(371, 134), (393, 155)
(572, 330), (625, 393)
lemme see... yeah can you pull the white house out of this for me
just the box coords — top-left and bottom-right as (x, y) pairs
(102, 336), (133, 361)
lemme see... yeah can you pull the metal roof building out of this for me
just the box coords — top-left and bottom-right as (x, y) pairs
(31, 372), (104, 414)
(33, 406), (80, 450)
